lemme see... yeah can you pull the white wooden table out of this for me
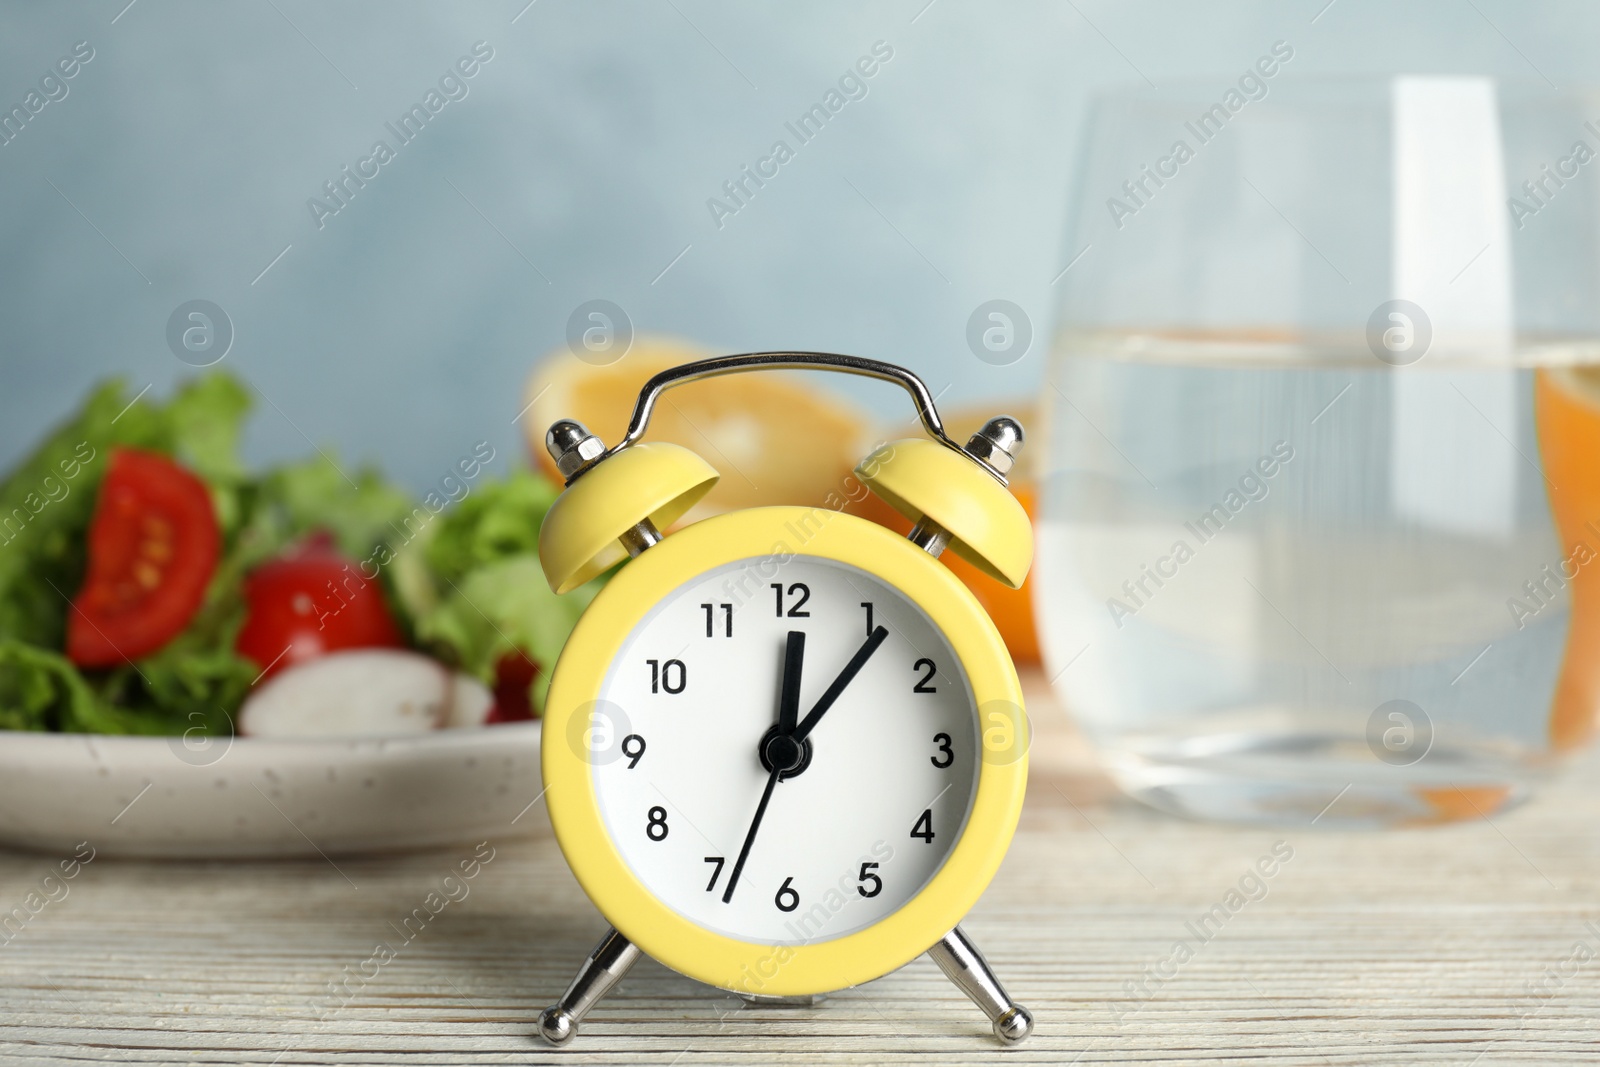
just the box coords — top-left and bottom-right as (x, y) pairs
(3, 671), (1598, 1065)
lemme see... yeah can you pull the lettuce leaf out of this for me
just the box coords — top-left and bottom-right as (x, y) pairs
(164, 371), (253, 484)
(421, 472), (560, 584)
(0, 640), (102, 732)
(0, 383), (122, 650)
(410, 470), (595, 711)
(91, 639), (256, 736)
(251, 458), (416, 563)
(414, 557), (595, 710)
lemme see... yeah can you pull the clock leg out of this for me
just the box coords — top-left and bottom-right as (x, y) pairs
(926, 925), (1034, 1044)
(537, 926), (642, 1047)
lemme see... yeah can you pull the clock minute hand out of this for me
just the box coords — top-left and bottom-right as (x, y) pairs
(790, 625), (889, 743)
(721, 766), (780, 904)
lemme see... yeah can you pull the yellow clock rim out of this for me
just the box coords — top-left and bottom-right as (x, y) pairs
(541, 506), (1028, 997)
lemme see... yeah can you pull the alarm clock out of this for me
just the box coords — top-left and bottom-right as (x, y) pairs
(533, 352), (1035, 1046)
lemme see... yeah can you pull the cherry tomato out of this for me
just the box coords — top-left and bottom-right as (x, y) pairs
(235, 543), (404, 677)
(488, 651), (539, 723)
(68, 449), (222, 667)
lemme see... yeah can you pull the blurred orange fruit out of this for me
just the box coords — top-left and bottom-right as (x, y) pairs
(1409, 785), (1513, 824)
(848, 402), (1042, 665)
(1534, 366), (1600, 751)
(524, 336), (872, 521)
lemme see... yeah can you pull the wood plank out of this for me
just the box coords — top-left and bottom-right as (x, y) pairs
(2, 672), (1598, 1065)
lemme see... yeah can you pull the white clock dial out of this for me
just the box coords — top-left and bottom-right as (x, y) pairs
(590, 555), (979, 946)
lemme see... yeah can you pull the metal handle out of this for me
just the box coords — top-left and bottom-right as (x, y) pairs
(611, 352), (958, 456)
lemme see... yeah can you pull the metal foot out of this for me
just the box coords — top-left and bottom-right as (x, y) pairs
(537, 926), (642, 1047)
(926, 925), (1034, 1045)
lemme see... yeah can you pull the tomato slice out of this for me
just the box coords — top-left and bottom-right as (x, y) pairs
(68, 449), (221, 667)
(487, 650), (539, 723)
(234, 542), (405, 677)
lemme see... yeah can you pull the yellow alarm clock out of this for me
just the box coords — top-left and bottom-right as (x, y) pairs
(534, 353), (1035, 1046)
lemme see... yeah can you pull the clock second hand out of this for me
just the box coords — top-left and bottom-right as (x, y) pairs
(721, 626), (890, 905)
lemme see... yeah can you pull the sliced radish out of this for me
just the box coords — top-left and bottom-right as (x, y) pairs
(444, 672), (495, 729)
(239, 649), (493, 738)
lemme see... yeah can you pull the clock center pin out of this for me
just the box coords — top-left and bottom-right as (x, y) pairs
(759, 725), (812, 779)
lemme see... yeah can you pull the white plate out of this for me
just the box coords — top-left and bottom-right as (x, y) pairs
(0, 723), (545, 858)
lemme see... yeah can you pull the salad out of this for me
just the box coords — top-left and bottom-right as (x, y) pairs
(0, 372), (594, 738)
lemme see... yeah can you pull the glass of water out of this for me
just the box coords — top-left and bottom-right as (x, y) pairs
(1039, 77), (1600, 826)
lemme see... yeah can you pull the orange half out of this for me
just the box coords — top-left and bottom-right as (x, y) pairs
(524, 337), (872, 521)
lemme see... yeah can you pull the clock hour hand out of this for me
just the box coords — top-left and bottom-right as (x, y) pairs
(790, 625), (889, 742)
(777, 630), (805, 735)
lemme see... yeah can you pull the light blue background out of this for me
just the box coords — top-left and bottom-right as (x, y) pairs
(1, 0), (1595, 492)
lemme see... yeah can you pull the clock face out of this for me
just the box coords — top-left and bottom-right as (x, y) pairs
(589, 555), (980, 946)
